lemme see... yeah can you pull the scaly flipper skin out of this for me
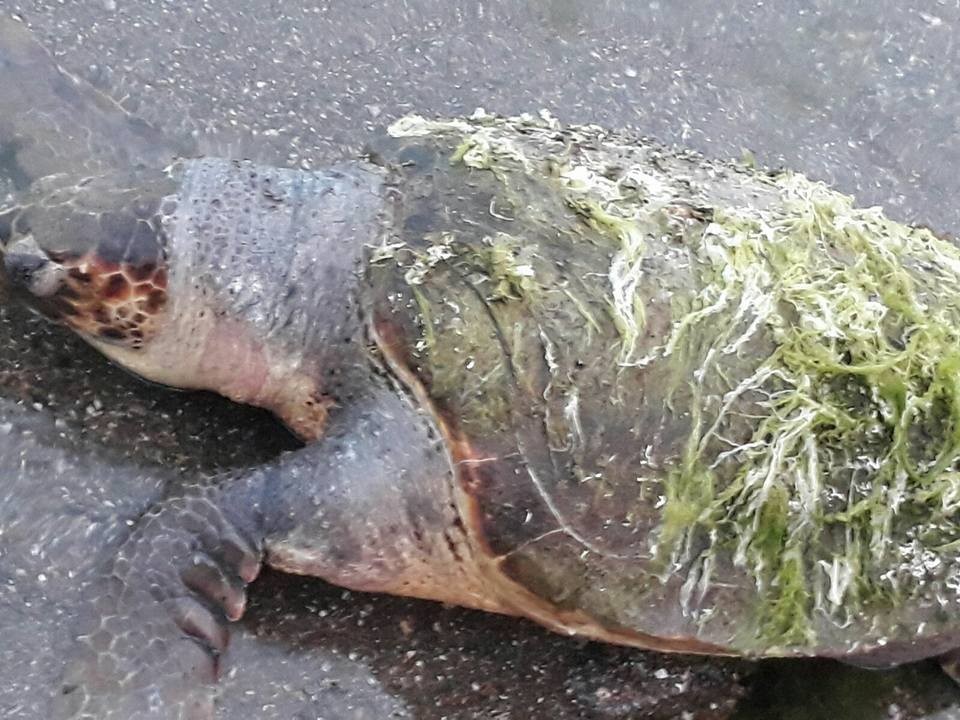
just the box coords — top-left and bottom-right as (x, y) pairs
(54, 477), (264, 720)
(54, 382), (480, 719)
(0, 15), (193, 187)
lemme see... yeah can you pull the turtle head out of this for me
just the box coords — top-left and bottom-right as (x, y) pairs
(1, 157), (387, 440)
(0, 169), (176, 349)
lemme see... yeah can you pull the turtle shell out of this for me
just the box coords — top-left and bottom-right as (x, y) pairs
(363, 112), (960, 662)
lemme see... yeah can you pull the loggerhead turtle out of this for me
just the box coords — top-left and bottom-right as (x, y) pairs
(2, 13), (960, 720)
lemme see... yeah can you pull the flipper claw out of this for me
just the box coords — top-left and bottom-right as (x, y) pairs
(54, 474), (267, 719)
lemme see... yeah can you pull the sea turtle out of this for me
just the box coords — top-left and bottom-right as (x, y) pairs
(2, 13), (960, 720)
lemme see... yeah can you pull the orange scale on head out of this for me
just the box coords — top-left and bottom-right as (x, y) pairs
(91, 305), (112, 325)
(132, 282), (153, 297)
(128, 263), (157, 283)
(67, 267), (93, 284)
(41, 248), (170, 351)
(102, 274), (131, 301)
(144, 289), (166, 313)
(89, 257), (121, 277)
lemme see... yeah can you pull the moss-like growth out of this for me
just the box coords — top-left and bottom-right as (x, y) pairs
(387, 111), (960, 652)
(655, 173), (960, 644)
(760, 546), (814, 648)
(471, 233), (539, 302)
(564, 195), (648, 364)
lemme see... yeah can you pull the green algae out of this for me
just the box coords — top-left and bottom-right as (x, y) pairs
(470, 233), (539, 302)
(450, 135), (498, 171)
(392, 111), (661, 363)
(759, 545), (814, 648)
(562, 288), (603, 339)
(564, 195), (648, 364)
(385, 229), (522, 434)
(654, 172), (960, 646)
(388, 111), (960, 651)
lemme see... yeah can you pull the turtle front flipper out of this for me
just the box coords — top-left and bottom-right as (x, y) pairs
(53, 472), (267, 720)
(0, 15), (194, 189)
(54, 382), (493, 718)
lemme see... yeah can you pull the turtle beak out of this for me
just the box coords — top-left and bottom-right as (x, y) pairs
(0, 204), (66, 299)
(2, 233), (66, 298)
(4, 247), (46, 285)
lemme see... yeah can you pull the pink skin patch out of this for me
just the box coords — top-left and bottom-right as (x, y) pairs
(197, 320), (270, 405)
(46, 251), (333, 442)
(197, 320), (334, 442)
